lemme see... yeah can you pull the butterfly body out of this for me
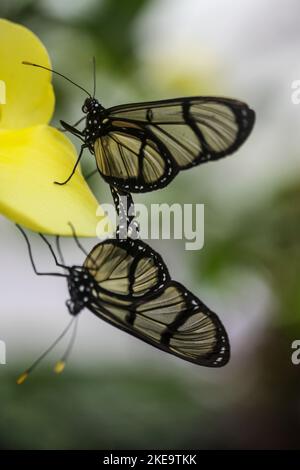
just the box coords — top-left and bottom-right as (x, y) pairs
(82, 98), (106, 148)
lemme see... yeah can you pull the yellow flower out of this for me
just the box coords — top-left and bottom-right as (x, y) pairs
(0, 19), (108, 236)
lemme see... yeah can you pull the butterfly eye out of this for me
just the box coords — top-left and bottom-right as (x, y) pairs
(82, 104), (88, 113)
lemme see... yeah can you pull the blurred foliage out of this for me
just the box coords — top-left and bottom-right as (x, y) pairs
(1, 366), (210, 450)
(2, 0), (148, 74)
(190, 180), (300, 449)
(197, 181), (300, 326)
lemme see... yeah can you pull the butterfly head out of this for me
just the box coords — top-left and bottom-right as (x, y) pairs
(66, 267), (96, 316)
(82, 97), (103, 114)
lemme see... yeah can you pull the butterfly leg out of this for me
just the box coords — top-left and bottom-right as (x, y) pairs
(84, 168), (98, 181)
(55, 235), (65, 265)
(16, 225), (66, 278)
(67, 222), (89, 259)
(54, 144), (88, 186)
(66, 222), (97, 267)
(38, 233), (68, 269)
(60, 120), (84, 137)
(59, 116), (85, 133)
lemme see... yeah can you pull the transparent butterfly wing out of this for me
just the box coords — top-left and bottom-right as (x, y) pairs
(88, 280), (230, 367)
(93, 96), (255, 192)
(94, 123), (177, 192)
(83, 238), (230, 367)
(83, 238), (170, 298)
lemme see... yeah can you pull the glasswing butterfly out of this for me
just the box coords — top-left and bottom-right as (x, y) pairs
(23, 61), (255, 193)
(16, 224), (230, 383)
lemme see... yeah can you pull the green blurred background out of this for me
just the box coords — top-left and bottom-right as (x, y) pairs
(1, 0), (300, 450)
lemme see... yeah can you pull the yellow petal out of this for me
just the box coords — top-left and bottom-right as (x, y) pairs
(0, 19), (54, 129)
(0, 125), (110, 236)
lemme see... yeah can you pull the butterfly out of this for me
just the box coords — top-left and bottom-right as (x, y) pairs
(23, 61), (255, 193)
(16, 224), (230, 383)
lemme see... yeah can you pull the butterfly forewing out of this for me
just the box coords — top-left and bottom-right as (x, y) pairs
(83, 238), (229, 367)
(89, 278), (229, 367)
(134, 280), (229, 367)
(98, 96), (255, 193)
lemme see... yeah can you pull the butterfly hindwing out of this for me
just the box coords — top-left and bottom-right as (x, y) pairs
(83, 238), (170, 298)
(94, 123), (177, 192)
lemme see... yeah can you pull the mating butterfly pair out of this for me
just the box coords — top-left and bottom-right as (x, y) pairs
(17, 61), (255, 379)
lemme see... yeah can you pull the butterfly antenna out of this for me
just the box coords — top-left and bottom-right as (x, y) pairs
(54, 317), (79, 374)
(22, 61), (92, 97)
(84, 168), (98, 181)
(17, 318), (76, 384)
(92, 56), (96, 98)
